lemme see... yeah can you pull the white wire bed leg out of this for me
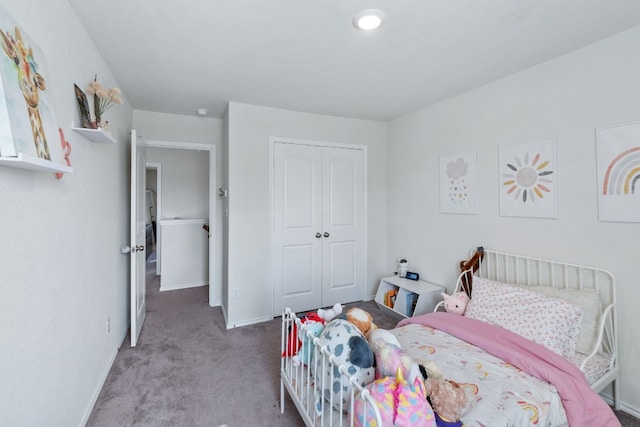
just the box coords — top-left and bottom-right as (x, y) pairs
(280, 378), (285, 414)
(280, 309), (286, 415)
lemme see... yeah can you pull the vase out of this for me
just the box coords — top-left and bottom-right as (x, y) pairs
(93, 93), (101, 128)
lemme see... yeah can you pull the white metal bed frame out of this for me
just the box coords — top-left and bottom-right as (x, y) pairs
(280, 248), (620, 426)
(453, 248), (619, 409)
(280, 308), (382, 427)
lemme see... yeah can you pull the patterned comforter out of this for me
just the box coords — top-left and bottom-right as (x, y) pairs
(393, 313), (620, 427)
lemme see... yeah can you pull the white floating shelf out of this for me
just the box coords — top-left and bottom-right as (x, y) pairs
(71, 123), (116, 144)
(0, 152), (73, 174)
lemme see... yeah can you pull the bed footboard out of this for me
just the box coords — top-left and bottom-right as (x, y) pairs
(280, 309), (382, 427)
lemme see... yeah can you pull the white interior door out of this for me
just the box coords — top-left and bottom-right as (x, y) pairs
(321, 147), (365, 307)
(273, 143), (322, 314)
(272, 142), (365, 315)
(130, 130), (147, 347)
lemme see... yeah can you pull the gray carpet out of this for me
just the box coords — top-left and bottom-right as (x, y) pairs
(87, 267), (306, 426)
(87, 266), (638, 426)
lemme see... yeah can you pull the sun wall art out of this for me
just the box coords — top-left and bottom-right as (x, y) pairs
(596, 121), (640, 223)
(439, 149), (478, 214)
(499, 136), (557, 219)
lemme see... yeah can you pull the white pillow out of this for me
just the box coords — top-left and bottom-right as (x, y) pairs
(465, 276), (584, 358)
(519, 286), (600, 355)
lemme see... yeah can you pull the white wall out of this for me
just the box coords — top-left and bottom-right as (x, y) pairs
(146, 147), (209, 219)
(0, 0), (132, 425)
(226, 102), (388, 327)
(133, 110), (224, 145)
(387, 25), (640, 415)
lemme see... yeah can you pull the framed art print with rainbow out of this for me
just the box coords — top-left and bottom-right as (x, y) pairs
(596, 121), (640, 223)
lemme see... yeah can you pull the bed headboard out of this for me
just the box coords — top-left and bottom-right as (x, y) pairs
(471, 248), (618, 385)
(474, 248), (616, 310)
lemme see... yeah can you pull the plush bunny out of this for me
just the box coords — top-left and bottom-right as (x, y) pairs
(440, 291), (470, 316)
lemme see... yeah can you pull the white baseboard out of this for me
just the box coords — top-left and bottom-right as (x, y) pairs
(617, 402), (640, 419)
(79, 327), (128, 426)
(220, 304), (228, 324)
(160, 281), (207, 292)
(600, 390), (640, 419)
(226, 314), (272, 329)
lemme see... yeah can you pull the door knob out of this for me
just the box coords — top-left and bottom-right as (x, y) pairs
(323, 232), (330, 238)
(121, 245), (144, 254)
(315, 232), (322, 238)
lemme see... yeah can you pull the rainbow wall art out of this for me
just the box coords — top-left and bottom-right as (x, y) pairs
(596, 121), (640, 222)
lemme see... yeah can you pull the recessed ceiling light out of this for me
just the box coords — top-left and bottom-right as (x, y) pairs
(353, 9), (385, 31)
(195, 108), (208, 116)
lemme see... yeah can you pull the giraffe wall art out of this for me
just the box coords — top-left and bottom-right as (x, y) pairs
(0, 5), (64, 166)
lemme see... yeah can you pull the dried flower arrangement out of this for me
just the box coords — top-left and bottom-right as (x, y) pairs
(85, 75), (123, 128)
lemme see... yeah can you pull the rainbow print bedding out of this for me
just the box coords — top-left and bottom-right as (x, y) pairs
(393, 313), (620, 427)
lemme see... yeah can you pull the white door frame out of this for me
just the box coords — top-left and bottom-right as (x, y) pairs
(269, 137), (368, 315)
(146, 162), (162, 276)
(145, 139), (217, 307)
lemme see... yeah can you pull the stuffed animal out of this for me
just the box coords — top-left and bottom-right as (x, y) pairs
(317, 319), (375, 412)
(292, 321), (324, 366)
(345, 307), (377, 337)
(371, 340), (422, 385)
(292, 304), (344, 365)
(367, 328), (401, 351)
(352, 367), (436, 427)
(459, 246), (484, 296)
(424, 377), (468, 427)
(440, 291), (470, 316)
(282, 312), (325, 358)
(317, 303), (342, 323)
(419, 360), (444, 381)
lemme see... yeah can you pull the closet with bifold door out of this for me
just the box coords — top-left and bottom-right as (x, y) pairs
(272, 140), (366, 316)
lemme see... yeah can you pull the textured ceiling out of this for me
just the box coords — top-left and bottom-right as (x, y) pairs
(67, 0), (640, 121)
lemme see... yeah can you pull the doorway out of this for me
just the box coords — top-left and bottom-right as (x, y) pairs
(144, 140), (217, 306)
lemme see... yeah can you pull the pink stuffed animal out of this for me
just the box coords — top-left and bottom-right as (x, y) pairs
(440, 291), (470, 315)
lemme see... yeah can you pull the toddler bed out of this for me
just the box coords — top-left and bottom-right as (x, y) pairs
(280, 248), (620, 426)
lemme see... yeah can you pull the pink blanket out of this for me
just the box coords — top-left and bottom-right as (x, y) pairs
(397, 312), (620, 427)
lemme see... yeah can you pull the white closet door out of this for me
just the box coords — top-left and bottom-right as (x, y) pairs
(272, 142), (365, 316)
(321, 147), (365, 307)
(273, 143), (323, 314)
